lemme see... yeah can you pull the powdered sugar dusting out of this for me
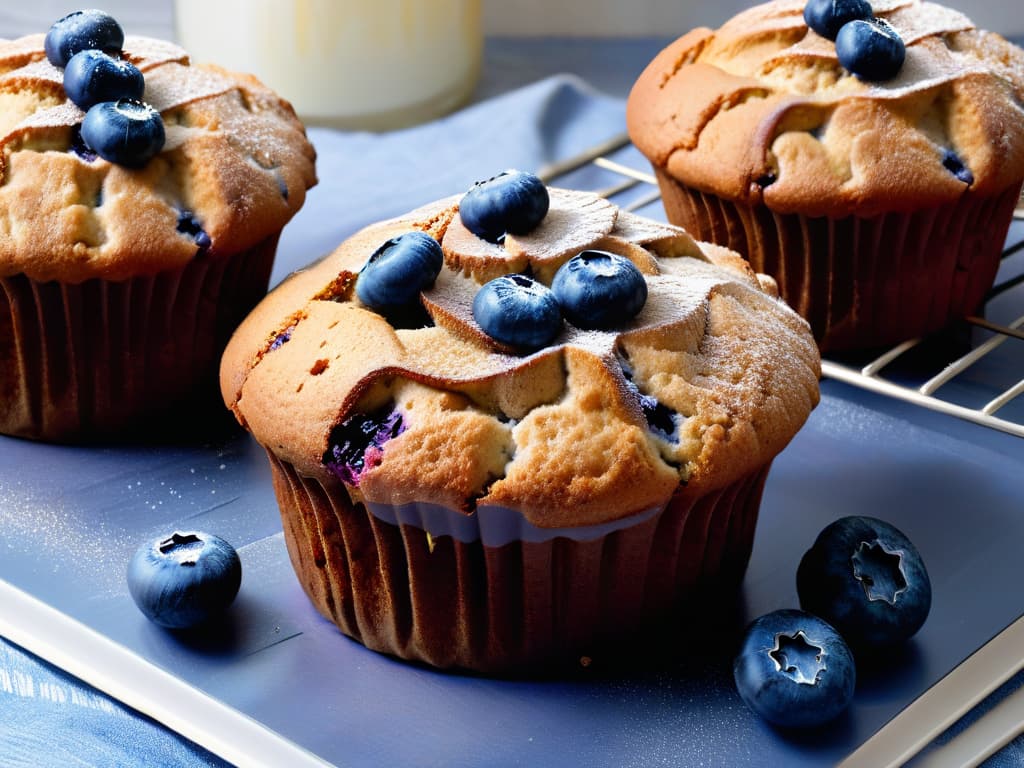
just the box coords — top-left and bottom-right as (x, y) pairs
(144, 62), (236, 113)
(1, 57), (63, 87)
(0, 33), (44, 67)
(0, 480), (132, 593)
(122, 34), (189, 70)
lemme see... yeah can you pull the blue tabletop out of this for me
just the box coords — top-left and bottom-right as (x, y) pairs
(1, 36), (1023, 768)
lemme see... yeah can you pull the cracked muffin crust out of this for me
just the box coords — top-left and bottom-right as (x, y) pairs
(0, 34), (316, 283)
(627, 0), (1024, 217)
(0, 32), (316, 440)
(221, 189), (820, 671)
(222, 189), (819, 527)
(627, 0), (1024, 350)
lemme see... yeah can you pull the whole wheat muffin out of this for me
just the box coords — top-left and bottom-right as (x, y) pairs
(627, 0), (1024, 351)
(0, 19), (316, 440)
(221, 180), (820, 673)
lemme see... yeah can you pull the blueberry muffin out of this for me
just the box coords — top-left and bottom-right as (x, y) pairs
(627, 0), (1024, 351)
(0, 10), (316, 440)
(220, 172), (820, 673)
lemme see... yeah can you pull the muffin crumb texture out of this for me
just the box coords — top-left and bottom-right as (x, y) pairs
(222, 190), (821, 529)
(627, 0), (1024, 218)
(0, 34), (317, 283)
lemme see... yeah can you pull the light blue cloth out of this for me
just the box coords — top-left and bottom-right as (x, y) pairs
(0, 638), (228, 767)
(272, 74), (625, 285)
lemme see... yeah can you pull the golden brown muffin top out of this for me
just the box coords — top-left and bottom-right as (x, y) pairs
(627, 0), (1024, 218)
(221, 190), (820, 528)
(0, 34), (317, 283)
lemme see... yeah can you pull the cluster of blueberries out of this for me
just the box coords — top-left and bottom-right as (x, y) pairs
(46, 10), (165, 167)
(734, 515), (931, 728)
(355, 171), (649, 352)
(804, 0), (906, 81)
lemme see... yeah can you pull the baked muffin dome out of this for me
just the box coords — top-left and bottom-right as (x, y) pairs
(627, 0), (1024, 351)
(220, 186), (820, 671)
(627, 0), (1024, 219)
(222, 189), (820, 527)
(0, 33), (316, 283)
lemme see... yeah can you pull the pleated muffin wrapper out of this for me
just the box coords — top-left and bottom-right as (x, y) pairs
(0, 235), (279, 442)
(656, 170), (1022, 352)
(268, 452), (771, 675)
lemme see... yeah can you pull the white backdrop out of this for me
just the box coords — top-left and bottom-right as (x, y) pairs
(1, 0), (1021, 39)
(486, 0), (1021, 36)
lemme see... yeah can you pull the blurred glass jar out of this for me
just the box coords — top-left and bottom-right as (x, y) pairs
(174, 0), (482, 130)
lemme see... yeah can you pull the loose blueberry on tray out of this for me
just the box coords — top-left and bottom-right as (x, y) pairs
(803, 0), (873, 41)
(45, 9), (125, 68)
(797, 515), (931, 651)
(80, 99), (165, 168)
(459, 170), (550, 243)
(473, 273), (563, 351)
(127, 531), (242, 630)
(835, 17), (906, 81)
(551, 250), (647, 330)
(355, 231), (444, 314)
(734, 609), (856, 728)
(63, 49), (144, 110)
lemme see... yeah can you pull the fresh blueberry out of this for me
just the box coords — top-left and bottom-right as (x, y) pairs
(459, 170), (549, 243)
(176, 210), (212, 251)
(127, 531), (242, 630)
(267, 324), (295, 352)
(620, 364), (679, 440)
(835, 18), (906, 82)
(635, 390), (678, 440)
(355, 231), (444, 314)
(472, 274), (563, 351)
(45, 9), (125, 68)
(63, 50), (144, 110)
(551, 250), (648, 330)
(274, 169), (289, 200)
(803, 0), (873, 41)
(797, 516), (931, 651)
(323, 408), (405, 485)
(942, 149), (974, 185)
(69, 124), (97, 162)
(80, 99), (165, 168)
(734, 609), (856, 728)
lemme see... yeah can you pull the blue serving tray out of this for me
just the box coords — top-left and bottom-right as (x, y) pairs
(1, 141), (1022, 767)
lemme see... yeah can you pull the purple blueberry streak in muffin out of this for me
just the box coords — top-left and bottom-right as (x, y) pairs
(323, 408), (406, 485)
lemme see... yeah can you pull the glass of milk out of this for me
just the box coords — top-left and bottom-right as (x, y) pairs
(174, 0), (483, 131)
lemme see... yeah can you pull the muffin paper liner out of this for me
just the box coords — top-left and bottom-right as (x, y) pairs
(656, 170), (1022, 351)
(0, 236), (278, 441)
(268, 453), (771, 674)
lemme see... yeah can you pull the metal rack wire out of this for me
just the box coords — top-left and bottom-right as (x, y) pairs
(538, 134), (1024, 439)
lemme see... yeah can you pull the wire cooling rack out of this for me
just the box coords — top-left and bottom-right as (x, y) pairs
(538, 134), (1024, 439)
